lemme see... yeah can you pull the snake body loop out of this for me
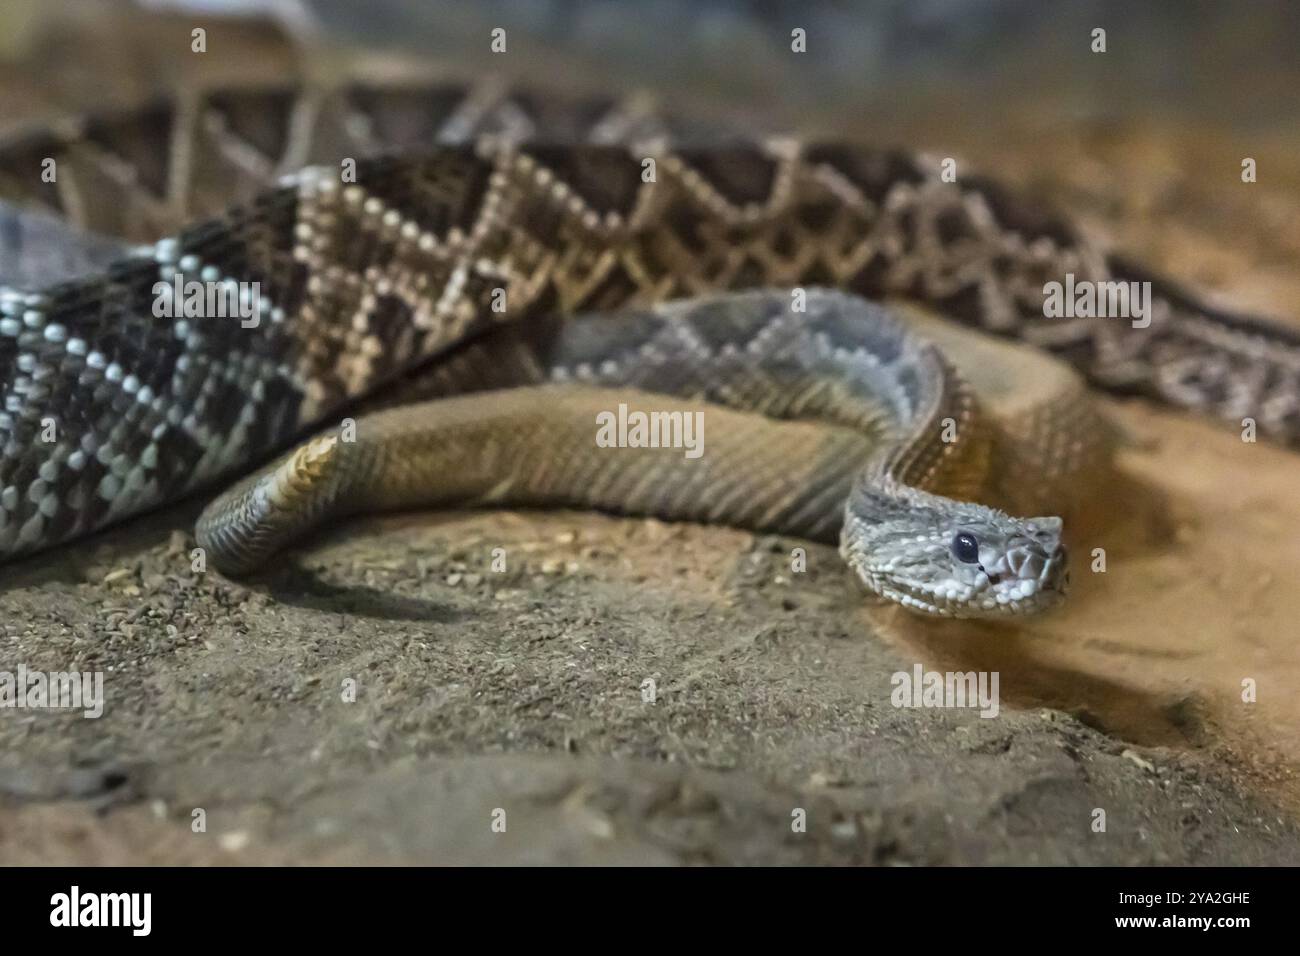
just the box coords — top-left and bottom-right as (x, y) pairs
(197, 291), (1072, 617)
(0, 82), (1292, 617)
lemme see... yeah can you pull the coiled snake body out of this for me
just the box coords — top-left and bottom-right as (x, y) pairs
(0, 83), (1296, 616)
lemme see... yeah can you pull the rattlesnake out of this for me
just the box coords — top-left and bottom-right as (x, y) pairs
(0, 82), (1295, 616)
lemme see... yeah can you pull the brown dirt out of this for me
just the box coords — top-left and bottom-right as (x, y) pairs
(2, 494), (1298, 865)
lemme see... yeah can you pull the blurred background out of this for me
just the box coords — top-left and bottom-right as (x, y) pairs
(3, 0), (1299, 133)
(2, 0), (1297, 314)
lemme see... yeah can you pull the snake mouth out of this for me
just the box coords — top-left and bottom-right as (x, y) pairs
(970, 539), (1069, 616)
(876, 539), (1069, 618)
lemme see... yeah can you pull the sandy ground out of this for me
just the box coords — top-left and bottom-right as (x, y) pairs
(2, 2), (1300, 865)
(2, 487), (1298, 865)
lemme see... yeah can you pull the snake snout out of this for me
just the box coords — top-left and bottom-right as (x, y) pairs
(989, 527), (1068, 608)
(1020, 536), (1068, 593)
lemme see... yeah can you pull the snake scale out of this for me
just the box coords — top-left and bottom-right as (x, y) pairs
(0, 81), (1297, 617)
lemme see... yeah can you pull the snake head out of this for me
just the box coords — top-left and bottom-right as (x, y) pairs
(842, 496), (1069, 618)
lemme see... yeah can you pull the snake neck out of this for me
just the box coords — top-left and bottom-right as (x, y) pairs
(875, 348), (991, 505)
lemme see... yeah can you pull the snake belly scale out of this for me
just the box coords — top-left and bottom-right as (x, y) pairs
(0, 83), (1293, 617)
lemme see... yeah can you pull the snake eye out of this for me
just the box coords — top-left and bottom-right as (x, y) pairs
(952, 531), (980, 564)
